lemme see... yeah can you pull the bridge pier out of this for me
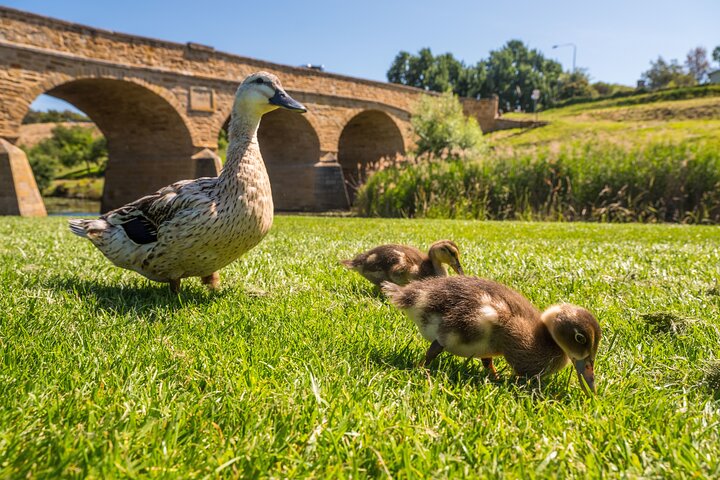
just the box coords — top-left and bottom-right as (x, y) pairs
(192, 148), (222, 178)
(0, 138), (47, 216)
(313, 153), (350, 211)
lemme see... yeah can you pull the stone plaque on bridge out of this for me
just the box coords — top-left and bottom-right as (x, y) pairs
(189, 87), (215, 112)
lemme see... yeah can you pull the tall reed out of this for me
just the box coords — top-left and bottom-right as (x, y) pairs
(354, 141), (720, 223)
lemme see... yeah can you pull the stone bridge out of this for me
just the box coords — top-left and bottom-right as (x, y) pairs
(0, 6), (498, 213)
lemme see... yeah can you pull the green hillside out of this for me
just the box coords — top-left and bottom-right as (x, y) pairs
(357, 86), (720, 222)
(491, 86), (720, 151)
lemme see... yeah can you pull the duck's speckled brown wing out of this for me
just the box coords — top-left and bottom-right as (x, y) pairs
(102, 177), (217, 246)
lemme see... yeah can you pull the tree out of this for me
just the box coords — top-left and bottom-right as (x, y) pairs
(22, 108), (90, 124)
(458, 61), (488, 99)
(641, 57), (696, 89)
(685, 47), (710, 83)
(53, 125), (96, 170)
(27, 125), (107, 177)
(27, 151), (58, 192)
(713, 46), (720, 65)
(591, 82), (634, 97)
(478, 40), (563, 111)
(387, 48), (466, 94)
(411, 91), (485, 160)
(387, 41), (564, 111)
(556, 69), (595, 100)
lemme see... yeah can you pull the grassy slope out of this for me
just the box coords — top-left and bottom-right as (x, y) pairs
(1, 216), (719, 478)
(491, 92), (720, 152)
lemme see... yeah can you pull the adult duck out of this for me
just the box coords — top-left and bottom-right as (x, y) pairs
(69, 72), (306, 292)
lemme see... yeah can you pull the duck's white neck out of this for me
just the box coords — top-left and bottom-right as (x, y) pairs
(219, 108), (264, 184)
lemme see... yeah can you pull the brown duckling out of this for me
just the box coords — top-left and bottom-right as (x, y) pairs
(341, 240), (464, 287)
(382, 276), (601, 395)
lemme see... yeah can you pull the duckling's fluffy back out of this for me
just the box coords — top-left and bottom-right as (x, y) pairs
(343, 244), (429, 285)
(383, 276), (539, 322)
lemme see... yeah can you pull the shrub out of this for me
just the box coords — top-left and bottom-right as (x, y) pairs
(411, 92), (485, 160)
(26, 125), (107, 184)
(27, 152), (58, 192)
(354, 141), (720, 223)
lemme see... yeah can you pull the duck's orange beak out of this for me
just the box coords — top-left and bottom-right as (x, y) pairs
(574, 358), (596, 395)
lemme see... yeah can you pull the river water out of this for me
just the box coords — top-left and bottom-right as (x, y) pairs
(44, 197), (100, 217)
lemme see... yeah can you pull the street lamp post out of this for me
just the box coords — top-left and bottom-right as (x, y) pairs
(552, 43), (576, 72)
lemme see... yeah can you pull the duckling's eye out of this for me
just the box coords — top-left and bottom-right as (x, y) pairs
(255, 78), (264, 84)
(575, 332), (587, 345)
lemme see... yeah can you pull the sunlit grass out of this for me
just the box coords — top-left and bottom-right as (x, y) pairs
(491, 93), (720, 150)
(1, 216), (719, 478)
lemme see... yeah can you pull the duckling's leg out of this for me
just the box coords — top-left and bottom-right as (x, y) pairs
(169, 279), (181, 293)
(419, 340), (444, 367)
(481, 357), (500, 381)
(201, 272), (220, 290)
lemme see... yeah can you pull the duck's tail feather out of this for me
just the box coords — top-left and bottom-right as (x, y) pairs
(340, 259), (356, 269)
(68, 219), (90, 238)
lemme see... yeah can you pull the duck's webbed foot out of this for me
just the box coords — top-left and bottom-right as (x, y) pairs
(481, 357), (500, 381)
(419, 340), (444, 368)
(201, 272), (220, 290)
(169, 279), (181, 293)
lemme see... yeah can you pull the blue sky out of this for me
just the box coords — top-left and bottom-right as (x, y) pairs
(6, 0), (719, 112)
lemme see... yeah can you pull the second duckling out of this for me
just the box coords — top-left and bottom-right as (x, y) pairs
(382, 276), (601, 395)
(341, 240), (464, 287)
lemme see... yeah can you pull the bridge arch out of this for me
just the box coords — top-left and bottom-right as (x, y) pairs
(337, 110), (405, 201)
(219, 108), (322, 211)
(22, 77), (197, 212)
(259, 109), (321, 211)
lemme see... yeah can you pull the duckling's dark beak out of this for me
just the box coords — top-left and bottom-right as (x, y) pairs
(574, 358), (596, 395)
(269, 89), (307, 112)
(453, 263), (464, 275)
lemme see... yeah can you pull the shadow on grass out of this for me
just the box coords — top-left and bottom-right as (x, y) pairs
(34, 275), (234, 318)
(329, 277), (387, 300)
(702, 360), (720, 400)
(367, 344), (506, 386)
(367, 344), (587, 400)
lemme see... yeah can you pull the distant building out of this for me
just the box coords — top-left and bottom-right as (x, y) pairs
(301, 64), (325, 72)
(709, 70), (720, 84)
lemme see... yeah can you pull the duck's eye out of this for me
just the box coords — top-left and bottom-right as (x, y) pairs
(255, 78), (264, 84)
(575, 332), (587, 344)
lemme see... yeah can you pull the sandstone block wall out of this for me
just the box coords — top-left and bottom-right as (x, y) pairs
(0, 138), (47, 216)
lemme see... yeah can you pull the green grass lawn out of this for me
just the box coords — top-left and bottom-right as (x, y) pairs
(1, 216), (719, 478)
